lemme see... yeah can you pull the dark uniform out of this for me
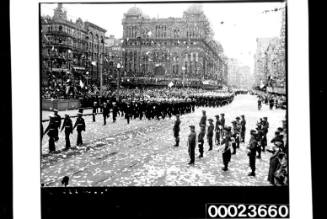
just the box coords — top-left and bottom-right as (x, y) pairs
(220, 113), (225, 128)
(220, 113), (225, 139)
(61, 114), (73, 150)
(125, 102), (132, 124)
(102, 103), (109, 125)
(173, 115), (181, 147)
(221, 127), (232, 171)
(267, 146), (281, 185)
(256, 124), (264, 159)
(188, 125), (197, 165)
(53, 110), (61, 142)
(231, 121), (238, 154)
(215, 115), (221, 145)
(199, 110), (207, 133)
(247, 130), (257, 176)
(44, 116), (58, 153)
(261, 117), (269, 152)
(198, 125), (205, 158)
(207, 119), (214, 151)
(235, 117), (241, 148)
(92, 102), (97, 122)
(112, 102), (118, 123)
(73, 113), (85, 146)
(269, 97), (274, 110)
(240, 115), (246, 142)
(271, 131), (284, 145)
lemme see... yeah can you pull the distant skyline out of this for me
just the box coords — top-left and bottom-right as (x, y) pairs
(41, 2), (285, 74)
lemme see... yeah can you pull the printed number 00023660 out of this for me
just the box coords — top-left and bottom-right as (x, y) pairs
(206, 204), (289, 218)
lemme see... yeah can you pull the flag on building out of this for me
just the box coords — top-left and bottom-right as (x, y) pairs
(79, 80), (84, 88)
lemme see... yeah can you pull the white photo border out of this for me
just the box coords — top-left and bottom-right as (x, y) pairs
(10, 0), (311, 218)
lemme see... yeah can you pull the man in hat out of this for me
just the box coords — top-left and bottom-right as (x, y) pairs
(92, 101), (97, 122)
(53, 109), (61, 141)
(207, 119), (214, 151)
(247, 130), (258, 176)
(261, 117), (269, 152)
(125, 101), (132, 124)
(240, 115), (246, 143)
(220, 113), (225, 129)
(231, 121), (238, 154)
(199, 110), (207, 132)
(221, 126), (232, 171)
(73, 112), (85, 146)
(235, 117), (241, 148)
(269, 97), (274, 110)
(271, 131), (284, 145)
(173, 115), (181, 147)
(198, 125), (205, 158)
(44, 115), (58, 153)
(102, 102), (109, 125)
(112, 102), (118, 123)
(215, 115), (221, 145)
(267, 141), (283, 185)
(220, 113), (225, 139)
(187, 125), (197, 165)
(255, 123), (263, 159)
(61, 114), (73, 150)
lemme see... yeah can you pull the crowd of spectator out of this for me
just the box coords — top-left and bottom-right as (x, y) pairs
(41, 71), (100, 99)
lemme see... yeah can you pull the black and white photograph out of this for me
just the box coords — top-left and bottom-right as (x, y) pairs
(40, 1), (288, 187)
(10, 0), (312, 218)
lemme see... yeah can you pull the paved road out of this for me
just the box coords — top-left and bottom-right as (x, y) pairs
(41, 94), (286, 186)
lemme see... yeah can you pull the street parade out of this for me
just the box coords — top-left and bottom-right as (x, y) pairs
(41, 89), (287, 187)
(40, 2), (287, 187)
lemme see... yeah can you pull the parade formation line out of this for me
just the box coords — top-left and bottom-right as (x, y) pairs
(41, 94), (286, 186)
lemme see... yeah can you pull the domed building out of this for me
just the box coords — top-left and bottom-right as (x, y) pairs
(121, 5), (228, 88)
(125, 6), (144, 17)
(183, 4), (203, 16)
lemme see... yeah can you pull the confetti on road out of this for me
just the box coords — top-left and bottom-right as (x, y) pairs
(41, 95), (285, 187)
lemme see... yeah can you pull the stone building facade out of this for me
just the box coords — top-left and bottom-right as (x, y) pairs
(41, 3), (106, 83)
(253, 7), (286, 94)
(254, 37), (277, 87)
(121, 5), (228, 85)
(227, 58), (252, 89)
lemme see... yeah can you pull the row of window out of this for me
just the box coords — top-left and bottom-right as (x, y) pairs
(122, 62), (203, 75)
(125, 25), (203, 39)
(45, 24), (86, 41)
(122, 51), (199, 62)
(44, 24), (105, 43)
(124, 39), (199, 47)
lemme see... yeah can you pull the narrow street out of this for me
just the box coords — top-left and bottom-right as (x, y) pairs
(41, 94), (286, 186)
